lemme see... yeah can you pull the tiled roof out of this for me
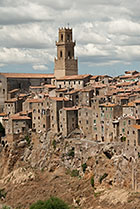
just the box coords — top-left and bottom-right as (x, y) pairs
(5, 98), (18, 103)
(65, 89), (80, 95)
(50, 97), (69, 101)
(9, 89), (19, 93)
(0, 73), (54, 78)
(63, 107), (80, 111)
(0, 113), (7, 117)
(56, 88), (67, 92)
(56, 74), (91, 81)
(132, 124), (140, 130)
(90, 75), (99, 80)
(100, 103), (117, 107)
(30, 86), (44, 89)
(44, 84), (56, 88)
(11, 114), (31, 120)
(26, 98), (45, 103)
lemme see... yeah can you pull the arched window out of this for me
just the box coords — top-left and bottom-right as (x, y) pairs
(60, 51), (63, 58)
(68, 51), (71, 58)
(61, 34), (63, 41)
(67, 34), (70, 41)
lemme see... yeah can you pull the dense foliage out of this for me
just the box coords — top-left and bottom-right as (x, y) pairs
(30, 197), (70, 209)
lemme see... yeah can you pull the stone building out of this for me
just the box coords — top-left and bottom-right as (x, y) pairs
(78, 107), (93, 139)
(4, 98), (24, 115)
(3, 112), (31, 135)
(49, 97), (71, 133)
(99, 103), (123, 142)
(0, 73), (54, 112)
(54, 27), (78, 79)
(55, 74), (91, 89)
(59, 107), (79, 137)
(79, 88), (94, 107)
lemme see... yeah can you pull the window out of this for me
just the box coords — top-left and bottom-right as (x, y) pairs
(122, 128), (125, 133)
(123, 121), (126, 126)
(68, 51), (71, 58)
(52, 116), (54, 120)
(133, 131), (135, 134)
(134, 140), (136, 146)
(67, 34), (70, 41)
(72, 118), (74, 122)
(79, 81), (80, 85)
(94, 120), (96, 124)
(79, 120), (81, 124)
(61, 34), (63, 41)
(128, 120), (131, 125)
(43, 124), (45, 128)
(86, 112), (88, 116)
(127, 131), (129, 135)
(60, 51), (63, 58)
(127, 140), (129, 146)
(86, 120), (88, 125)
(38, 109), (40, 113)
(38, 116), (40, 120)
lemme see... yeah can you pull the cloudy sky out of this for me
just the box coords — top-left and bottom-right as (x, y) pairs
(0, 0), (140, 76)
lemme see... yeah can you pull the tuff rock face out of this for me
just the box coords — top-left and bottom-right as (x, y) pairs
(0, 132), (139, 209)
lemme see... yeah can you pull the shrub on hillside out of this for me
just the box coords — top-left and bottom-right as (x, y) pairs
(30, 197), (70, 209)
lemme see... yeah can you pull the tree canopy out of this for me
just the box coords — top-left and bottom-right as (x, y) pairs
(29, 197), (70, 209)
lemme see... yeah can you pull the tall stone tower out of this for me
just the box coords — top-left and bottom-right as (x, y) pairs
(54, 27), (78, 79)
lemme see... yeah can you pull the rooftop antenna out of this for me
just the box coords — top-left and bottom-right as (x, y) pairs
(67, 23), (70, 28)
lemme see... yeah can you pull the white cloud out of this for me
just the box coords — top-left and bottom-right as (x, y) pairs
(32, 64), (48, 71)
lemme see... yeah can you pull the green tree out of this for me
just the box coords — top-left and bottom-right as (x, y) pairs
(30, 197), (70, 209)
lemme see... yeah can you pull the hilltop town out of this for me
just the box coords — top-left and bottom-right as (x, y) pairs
(0, 27), (140, 149)
(1, 28), (140, 208)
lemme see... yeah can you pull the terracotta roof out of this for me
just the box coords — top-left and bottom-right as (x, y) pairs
(19, 94), (28, 97)
(123, 102), (135, 107)
(9, 89), (19, 93)
(56, 74), (91, 81)
(100, 103), (117, 107)
(11, 114), (31, 120)
(119, 75), (133, 79)
(56, 88), (67, 92)
(26, 98), (45, 103)
(81, 88), (93, 92)
(50, 97), (69, 101)
(65, 89), (80, 95)
(133, 100), (140, 104)
(5, 98), (18, 103)
(63, 107), (80, 111)
(0, 73), (54, 79)
(44, 84), (56, 88)
(132, 125), (140, 130)
(116, 81), (136, 87)
(90, 75), (99, 80)
(0, 113), (7, 117)
(30, 86), (44, 89)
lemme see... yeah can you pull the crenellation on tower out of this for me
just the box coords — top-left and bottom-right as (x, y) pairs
(54, 27), (78, 79)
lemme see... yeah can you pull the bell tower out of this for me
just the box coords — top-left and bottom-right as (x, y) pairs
(54, 27), (78, 79)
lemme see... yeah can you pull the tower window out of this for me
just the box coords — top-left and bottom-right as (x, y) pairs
(60, 51), (63, 58)
(68, 51), (71, 58)
(67, 34), (70, 41)
(61, 34), (63, 41)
